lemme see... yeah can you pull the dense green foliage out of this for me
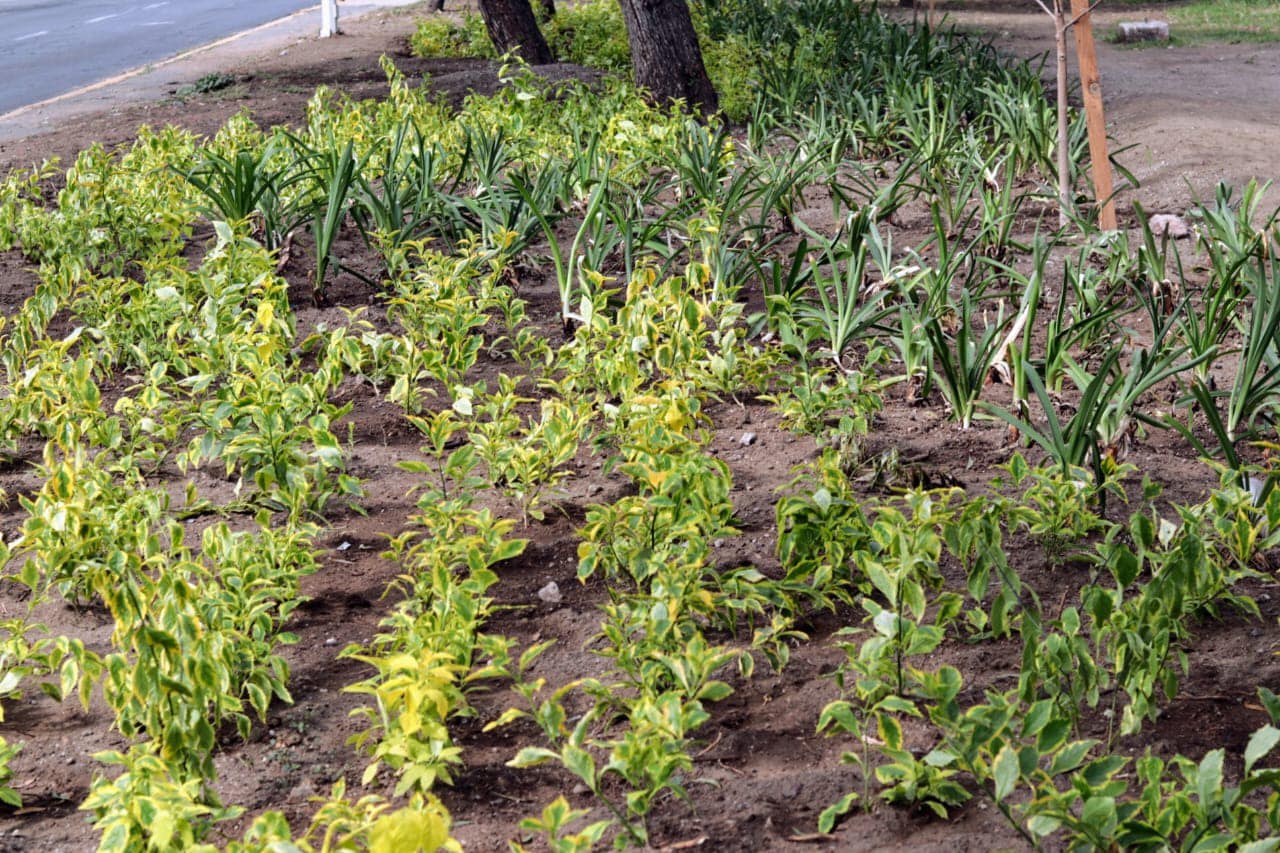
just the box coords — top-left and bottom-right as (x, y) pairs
(1, 1), (1279, 850)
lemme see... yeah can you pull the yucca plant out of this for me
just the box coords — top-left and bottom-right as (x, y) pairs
(1038, 248), (1128, 392)
(890, 301), (933, 405)
(517, 170), (610, 336)
(305, 138), (361, 300)
(350, 121), (432, 278)
(828, 151), (922, 226)
(985, 237), (1050, 423)
(794, 211), (894, 372)
(1194, 180), (1276, 277)
(601, 179), (684, 286)
(926, 289), (1010, 430)
(991, 329), (1203, 490)
(179, 143), (277, 226)
(1173, 248), (1280, 464)
(671, 118), (736, 209)
(178, 140), (307, 251)
(460, 124), (513, 192)
(750, 234), (815, 336)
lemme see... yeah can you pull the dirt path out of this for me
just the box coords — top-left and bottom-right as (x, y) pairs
(930, 2), (1280, 214)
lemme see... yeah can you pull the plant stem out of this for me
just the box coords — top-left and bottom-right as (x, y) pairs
(1055, 1), (1071, 227)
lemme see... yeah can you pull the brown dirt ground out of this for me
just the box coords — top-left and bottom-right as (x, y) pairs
(1, 3), (1279, 852)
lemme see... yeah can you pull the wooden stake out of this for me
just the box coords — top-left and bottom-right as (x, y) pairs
(1069, 0), (1117, 230)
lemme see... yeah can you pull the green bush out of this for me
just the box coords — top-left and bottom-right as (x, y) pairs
(545, 0), (631, 70)
(409, 12), (495, 59)
(701, 32), (758, 122)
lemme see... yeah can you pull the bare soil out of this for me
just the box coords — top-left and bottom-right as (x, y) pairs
(1, 3), (1279, 852)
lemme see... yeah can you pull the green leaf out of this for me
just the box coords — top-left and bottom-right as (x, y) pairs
(698, 681), (733, 702)
(1035, 720), (1070, 755)
(877, 713), (903, 751)
(923, 748), (956, 768)
(561, 743), (596, 789)
(818, 791), (858, 834)
(1081, 796), (1116, 832)
(1245, 725), (1280, 773)
(1196, 750), (1224, 807)
(1048, 740), (1096, 776)
(818, 701), (857, 734)
(1026, 814), (1061, 837)
(1239, 840), (1280, 853)
(992, 744), (1018, 801)
(507, 747), (559, 768)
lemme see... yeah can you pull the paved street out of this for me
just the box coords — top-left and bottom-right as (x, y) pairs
(0, 0), (323, 113)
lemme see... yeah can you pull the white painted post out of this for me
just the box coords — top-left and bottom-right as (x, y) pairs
(320, 0), (339, 37)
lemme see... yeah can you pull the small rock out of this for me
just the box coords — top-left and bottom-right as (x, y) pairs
(289, 780), (316, 801)
(337, 541), (352, 551)
(1148, 213), (1191, 239)
(1117, 20), (1170, 43)
(324, 637), (338, 647)
(713, 538), (725, 548)
(537, 581), (562, 605)
(739, 431), (757, 446)
(572, 782), (590, 795)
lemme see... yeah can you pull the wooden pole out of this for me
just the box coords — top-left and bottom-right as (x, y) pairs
(1069, 0), (1117, 230)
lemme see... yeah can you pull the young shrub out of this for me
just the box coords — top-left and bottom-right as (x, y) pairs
(410, 13), (494, 59)
(545, 0), (631, 70)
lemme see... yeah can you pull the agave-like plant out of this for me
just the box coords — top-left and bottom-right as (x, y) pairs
(926, 289), (1010, 430)
(793, 210), (895, 372)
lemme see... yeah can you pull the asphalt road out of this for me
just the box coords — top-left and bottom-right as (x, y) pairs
(0, 0), (323, 114)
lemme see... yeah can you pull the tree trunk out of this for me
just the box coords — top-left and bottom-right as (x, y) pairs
(617, 0), (718, 115)
(477, 0), (553, 64)
(539, 0), (556, 21)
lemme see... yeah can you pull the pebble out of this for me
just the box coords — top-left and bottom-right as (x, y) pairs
(572, 782), (590, 795)
(537, 581), (562, 605)
(324, 637), (338, 646)
(290, 780), (316, 801)
(1148, 213), (1191, 239)
(740, 431), (757, 446)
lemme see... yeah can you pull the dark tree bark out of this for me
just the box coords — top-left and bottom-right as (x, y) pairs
(617, 0), (718, 115)
(477, 0), (553, 64)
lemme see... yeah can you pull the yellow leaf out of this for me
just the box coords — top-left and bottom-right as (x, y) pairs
(255, 300), (274, 331)
(369, 802), (450, 853)
(662, 402), (686, 432)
